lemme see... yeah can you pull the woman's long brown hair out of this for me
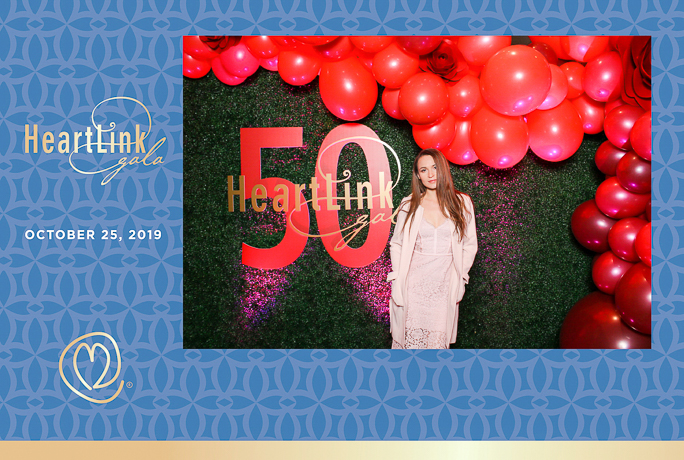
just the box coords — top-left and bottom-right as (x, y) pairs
(401, 148), (469, 240)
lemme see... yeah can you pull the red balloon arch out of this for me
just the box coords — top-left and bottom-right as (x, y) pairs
(183, 35), (652, 349)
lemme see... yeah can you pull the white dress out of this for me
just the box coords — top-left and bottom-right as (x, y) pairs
(392, 215), (454, 349)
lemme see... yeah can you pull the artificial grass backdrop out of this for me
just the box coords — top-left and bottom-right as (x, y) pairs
(183, 67), (605, 349)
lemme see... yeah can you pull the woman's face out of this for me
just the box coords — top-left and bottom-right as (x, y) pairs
(416, 155), (438, 190)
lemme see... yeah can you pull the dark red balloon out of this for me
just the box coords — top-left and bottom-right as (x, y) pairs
(443, 119), (478, 165)
(630, 111), (652, 161)
(616, 152), (651, 193)
(645, 200), (651, 221)
(571, 93), (605, 134)
(529, 42), (558, 66)
(571, 199), (619, 252)
(315, 36), (354, 61)
(413, 112), (456, 150)
(372, 43), (420, 89)
(608, 217), (648, 262)
(635, 222), (651, 266)
(560, 36), (610, 62)
(615, 263), (652, 334)
(350, 36), (395, 53)
(583, 51), (623, 102)
(470, 104), (529, 169)
(537, 64), (568, 111)
(560, 62), (585, 99)
(447, 75), (483, 118)
(560, 291), (651, 349)
(458, 36), (512, 66)
(595, 177), (650, 219)
(592, 251), (635, 294)
(278, 49), (321, 86)
(527, 100), (583, 162)
(529, 36), (572, 61)
(183, 53), (211, 79)
(595, 140), (628, 176)
(398, 72), (449, 125)
(381, 87), (404, 120)
(604, 105), (645, 150)
(319, 57), (378, 121)
(396, 36), (443, 55)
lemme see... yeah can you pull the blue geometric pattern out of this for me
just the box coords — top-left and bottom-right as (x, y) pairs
(0, 0), (681, 440)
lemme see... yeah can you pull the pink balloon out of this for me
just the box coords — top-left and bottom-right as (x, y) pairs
(608, 217), (648, 262)
(372, 43), (420, 89)
(396, 36), (443, 55)
(470, 104), (529, 169)
(615, 263), (651, 334)
(604, 105), (645, 150)
(220, 43), (260, 78)
(278, 49), (321, 86)
(480, 45), (552, 116)
(616, 152), (651, 193)
(458, 36), (512, 66)
(447, 75), (483, 118)
(211, 57), (246, 85)
(592, 251), (635, 294)
(571, 199), (619, 253)
(381, 87), (404, 120)
(527, 100), (584, 162)
(443, 119), (478, 165)
(583, 51), (623, 102)
(398, 72), (449, 125)
(635, 223), (651, 267)
(537, 65), (568, 110)
(183, 52), (211, 79)
(595, 140), (628, 176)
(595, 177), (650, 219)
(630, 111), (652, 161)
(571, 94), (605, 134)
(315, 37), (354, 61)
(561, 36), (610, 62)
(413, 112), (457, 150)
(319, 57), (378, 121)
(560, 62), (585, 99)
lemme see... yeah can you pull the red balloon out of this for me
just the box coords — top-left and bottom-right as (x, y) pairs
(615, 263), (651, 334)
(270, 36), (304, 50)
(372, 43), (420, 89)
(616, 152), (651, 193)
(211, 57), (246, 85)
(319, 57), (378, 121)
(527, 100), (583, 162)
(243, 36), (280, 58)
(645, 200), (651, 222)
(443, 119), (478, 165)
(398, 72), (449, 125)
(592, 251), (635, 294)
(605, 98), (626, 114)
(630, 111), (652, 161)
(570, 94), (605, 134)
(529, 42), (558, 66)
(595, 177), (650, 219)
(604, 105), (645, 150)
(595, 140), (628, 175)
(297, 36), (338, 46)
(635, 223), (651, 266)
(608, 217), (648, 262)
(583, 51), (623, 102)
(529, 36), (573, 61)
(396, 36), (443, 55)
(355, 49), (375, 72)
(350, 36), (395, 53)
(458, 36), (512, 66)
(571, 199), (619, 252)
(183, 36), (219, 60)
(220, 43), (259, 78)
(381, 87), (404, 120)
(470, 104), (529, 169)
(447, 75), (483, 118)
(413, 112), (456, 150)
(278, 49), (321, 86)
(560, 291), (651, 349)
(260, 56), (278, 71)
(315, 36), (354, 61)
(560, 62), (585, 99)
(480, 45), (552, 116)
(560, 36), (610, 62)
(537, 64), (568, 111)
(183, 53), (211, 78)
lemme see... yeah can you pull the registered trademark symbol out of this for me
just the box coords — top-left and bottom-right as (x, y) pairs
(126, 381), (133, 388)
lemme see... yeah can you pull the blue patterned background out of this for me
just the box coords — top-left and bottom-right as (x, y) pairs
(0, 0), (681, 440)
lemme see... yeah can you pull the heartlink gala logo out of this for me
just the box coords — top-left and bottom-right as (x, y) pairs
(59, 332), (124, 404)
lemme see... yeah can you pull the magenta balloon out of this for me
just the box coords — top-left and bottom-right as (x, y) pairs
(571, 199), (619, 252)
(616, 152), (651, 193)
(608, 217), (648, 262)
(604, 105), (645, 150)
(595, 177), (650, 219)
(583, 51), (623, 102)
(458, 36), (512, 66)
(571, 93), (605, 134)
(592, 251), (635, 295)
(381, 87), (404, 120)
(560, 291), (651, 349)
(372, 43), (420, 89)
(595, 140), (628, 176)
(560, 36), (610, 62)
(396, 36), (443, 55)
(413, 112), (456, 150)
(537, 64), (568, 110)
(319, 57), (378, 121)
(615, 263), (652, 334)
(219, 43), (259, 78)
(630, 111), (652, 161)
(527, 100), (583, 162)
(470, 104), (529, 169)
(443, 119), (478, 165)
(183, 52), (212, 79)
(211, 57), (246, 85)
(398, 72), (449, 125)
(635, 223), (651, 267)
(278, 49), (321, 85)
(447, 75), (483, 118)
(480, 45), (552, 116)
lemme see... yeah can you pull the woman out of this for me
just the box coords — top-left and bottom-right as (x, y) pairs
(388, 148), (477, 349)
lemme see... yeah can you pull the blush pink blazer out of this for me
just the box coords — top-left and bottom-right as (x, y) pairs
(387, 194), (478, 348)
